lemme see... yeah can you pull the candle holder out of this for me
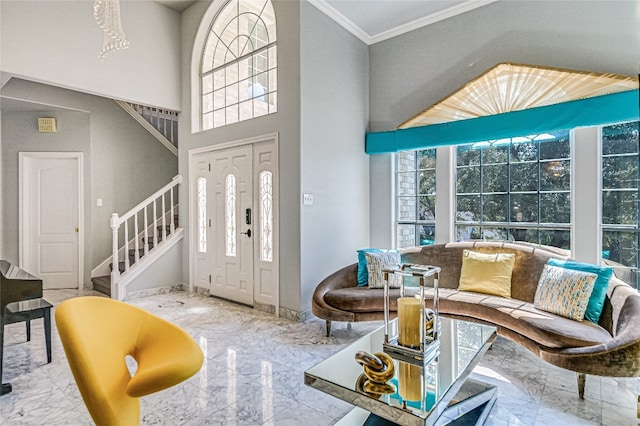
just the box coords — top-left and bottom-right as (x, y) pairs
(382, 264), (440, 365)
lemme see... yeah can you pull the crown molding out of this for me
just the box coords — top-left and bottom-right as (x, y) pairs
(370, 0), (499, 44)
(307, 0), (372, 45)
(308, 0), (499, 46)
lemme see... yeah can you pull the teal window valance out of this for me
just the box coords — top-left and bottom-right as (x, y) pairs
(366, 89), (639, 154)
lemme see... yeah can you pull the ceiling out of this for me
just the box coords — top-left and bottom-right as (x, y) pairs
(155, 0), (498, 45)
(1, 0), (496, 112)
(312, 0), (497, 44)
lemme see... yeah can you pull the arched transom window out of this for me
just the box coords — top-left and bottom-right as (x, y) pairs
(201, 0), (277, 130)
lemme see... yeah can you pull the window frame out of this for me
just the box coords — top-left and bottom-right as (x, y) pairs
(453, 132), (572, 248)
(601, 120), (640, 288)
(199, 0), (277, 131)
(396, 149), (437, 249)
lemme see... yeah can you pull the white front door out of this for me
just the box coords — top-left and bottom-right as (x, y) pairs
(210, 145), (254, 305)
(190, 135), (278, 310)
(20, 153), (82, 289)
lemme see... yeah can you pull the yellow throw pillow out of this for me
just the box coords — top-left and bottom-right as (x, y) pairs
(458, 250), (516, 298)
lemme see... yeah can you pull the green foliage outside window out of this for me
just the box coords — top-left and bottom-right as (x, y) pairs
(397, 149), (436, 248)
(602, 121), (640, 288)
(455, 131), (571, 249)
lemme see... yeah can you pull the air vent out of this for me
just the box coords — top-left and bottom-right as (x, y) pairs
(38, 118), (57, 133)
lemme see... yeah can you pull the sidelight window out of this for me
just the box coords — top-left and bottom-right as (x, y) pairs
(225, 174), (237, 256)
(259, 170), (273, 262)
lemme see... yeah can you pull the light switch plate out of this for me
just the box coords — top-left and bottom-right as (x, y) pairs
(303, 193), (314, 205)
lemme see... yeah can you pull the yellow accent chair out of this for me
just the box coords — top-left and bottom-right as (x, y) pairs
(55, 296), (204, 425)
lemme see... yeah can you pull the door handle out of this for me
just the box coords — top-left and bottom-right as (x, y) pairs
(240, 229), (252, 238)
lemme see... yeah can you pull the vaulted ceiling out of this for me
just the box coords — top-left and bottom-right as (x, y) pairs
(156, 0), (498, 45)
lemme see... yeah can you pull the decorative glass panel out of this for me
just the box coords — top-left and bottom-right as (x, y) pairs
(197, 177), (207, 253)
(259, 171), (273, 262)
(225, 174), (236, 257)
(201, 0), (277, 130)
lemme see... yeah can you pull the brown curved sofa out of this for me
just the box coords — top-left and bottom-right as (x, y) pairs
(312, 241), (640, 397)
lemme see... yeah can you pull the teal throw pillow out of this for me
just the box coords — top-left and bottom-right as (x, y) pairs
(547, 258), (613, 324)
(357, 249), (383, 287)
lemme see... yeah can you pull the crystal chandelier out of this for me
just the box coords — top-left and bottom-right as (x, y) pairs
(94, 0), (129, 60)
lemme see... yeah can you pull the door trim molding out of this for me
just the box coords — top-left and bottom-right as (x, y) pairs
(188, 132), (279, 315)
(19, 152), (84, 290)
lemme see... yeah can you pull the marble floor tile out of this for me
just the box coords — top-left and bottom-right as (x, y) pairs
(0, 289), (638, 425)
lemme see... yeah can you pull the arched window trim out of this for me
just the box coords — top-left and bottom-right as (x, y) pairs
(193, 0), (278, 132)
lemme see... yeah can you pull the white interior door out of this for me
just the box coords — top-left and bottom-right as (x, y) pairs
(210, 145), (254, 305)
(20, 153), (82, 289)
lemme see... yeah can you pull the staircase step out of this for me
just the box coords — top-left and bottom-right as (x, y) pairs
(91, 275), (111, 296)
(109, 261), (128, 273)
(129, 248), (146, 258)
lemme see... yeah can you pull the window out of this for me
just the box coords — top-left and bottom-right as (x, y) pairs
(396, 149), (436, 248)
(225, 174), (237, 256)
(455, 131), (571, 248)
(602, 121), (640, 288)
(259, 170), (273, 262)
(200, 0), (277, 130)
(197, 177), (207, 253)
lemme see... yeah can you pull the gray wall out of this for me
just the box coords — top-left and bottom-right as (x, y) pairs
(127, 240), (183, 293)
(369, 0), (640, 247)
(0, 108), (3, 260)
(1, 106), (92, 281)
(179, 0), (302, 313)
(1, 78), (178, 285)
(0, 0), (182, 110)
(299, 2), (370, 314)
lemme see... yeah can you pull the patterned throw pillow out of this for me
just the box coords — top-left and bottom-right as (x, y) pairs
(365, 251), (402, 289)
(546, 258), (613, 324)
(534, 264), (597, 321)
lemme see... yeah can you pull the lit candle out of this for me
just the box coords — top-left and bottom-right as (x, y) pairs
(399, 361), (422, 402)
(397, 297), (420, 348)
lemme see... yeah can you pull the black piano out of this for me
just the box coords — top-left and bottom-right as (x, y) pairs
(0, 260), (43, 395)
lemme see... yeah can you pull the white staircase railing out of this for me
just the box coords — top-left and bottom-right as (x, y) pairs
(110, 175), (182, 300)
(115, 100), (178, 156)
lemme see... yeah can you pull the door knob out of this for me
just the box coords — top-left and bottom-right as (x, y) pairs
(240, 229), (252, 238)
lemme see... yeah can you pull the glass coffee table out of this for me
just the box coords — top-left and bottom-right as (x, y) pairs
(305, 318), (497, 426)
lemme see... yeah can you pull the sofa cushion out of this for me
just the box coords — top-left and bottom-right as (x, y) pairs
(458, 250), (515, 298)
(534, 264), (596, 321)
(436, 289), (612, 348)
(547, 258), (613, 324)
(325, 288), (417, 313)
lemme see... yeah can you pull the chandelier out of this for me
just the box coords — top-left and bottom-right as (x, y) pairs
(94, 0), (129, 60)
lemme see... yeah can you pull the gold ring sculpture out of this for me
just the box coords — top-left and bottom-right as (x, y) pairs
(354, 351), (396, 397)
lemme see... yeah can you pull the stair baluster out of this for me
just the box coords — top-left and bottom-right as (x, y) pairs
(104, 175), (183, 300)
(143, 207), (149, 258)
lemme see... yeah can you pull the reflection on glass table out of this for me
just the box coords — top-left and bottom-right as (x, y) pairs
(305, 318), (497, 426)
